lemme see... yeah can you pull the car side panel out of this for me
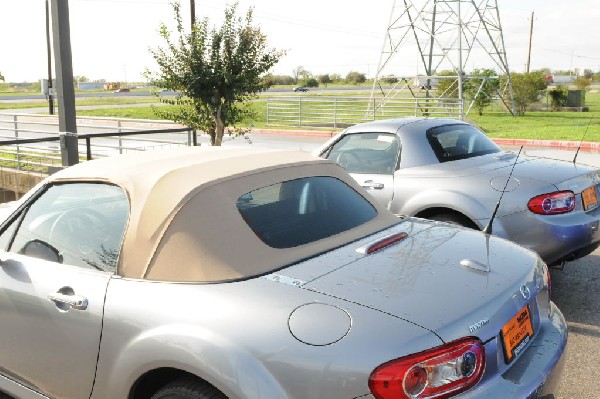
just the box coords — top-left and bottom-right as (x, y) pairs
(0, 253), (110, 399)
(92, 277), (439, 399)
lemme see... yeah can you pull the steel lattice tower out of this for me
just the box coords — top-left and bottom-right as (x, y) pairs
(369, 0), (515, 119)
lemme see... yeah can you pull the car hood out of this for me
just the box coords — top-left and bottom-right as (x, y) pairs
(286, 219), (542, 342)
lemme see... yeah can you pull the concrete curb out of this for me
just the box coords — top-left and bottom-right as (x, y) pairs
(251, 128), (600, 152)
(492, 138), (600, 152)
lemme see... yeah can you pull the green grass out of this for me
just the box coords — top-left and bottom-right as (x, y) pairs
(468, 92), (600, 141)
(8, 90), (600, 142)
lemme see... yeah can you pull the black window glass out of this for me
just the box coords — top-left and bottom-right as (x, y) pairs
(237, 177), (377, 248)
(7, 183), (129, 272)
(427, 124), (501, 162)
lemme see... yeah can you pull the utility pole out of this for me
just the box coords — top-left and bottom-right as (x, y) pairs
(45, 0), (54, 115)
(526, 11), (534, 73)
(190, 0), (196, 30)
(50, 0), (79, 166)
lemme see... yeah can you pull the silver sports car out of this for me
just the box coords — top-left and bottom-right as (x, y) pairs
(317, 117), (600, 267)
(0, 147), (566, 399)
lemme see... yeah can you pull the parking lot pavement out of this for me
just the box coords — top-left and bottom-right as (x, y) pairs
(551, 249), (600, 399)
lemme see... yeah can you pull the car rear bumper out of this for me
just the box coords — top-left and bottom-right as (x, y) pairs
(498, 207), (600, 265)
(356, 303), (567, 399)
(459, 302), (568, 398)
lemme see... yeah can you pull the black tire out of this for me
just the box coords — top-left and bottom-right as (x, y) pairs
(429, 212), (478, 230)
(151, 378), (227, 399)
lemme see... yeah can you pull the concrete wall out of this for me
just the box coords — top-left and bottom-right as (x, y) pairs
(0, 169), (46, 203)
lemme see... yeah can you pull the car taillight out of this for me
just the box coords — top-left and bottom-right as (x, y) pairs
(369, 338), (485, 399)
(528, 191), (575, 215)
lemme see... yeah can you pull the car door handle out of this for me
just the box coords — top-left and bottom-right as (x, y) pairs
(362, 180), (384, 190)
(48, 292), (89, 310)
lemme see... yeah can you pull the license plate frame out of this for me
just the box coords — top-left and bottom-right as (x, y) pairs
(500, 305), (534, 364)
(582, 186), (599, 211)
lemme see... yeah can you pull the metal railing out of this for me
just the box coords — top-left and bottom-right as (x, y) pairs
(266, 96), (463, 128)
(0, 113), (196, 173)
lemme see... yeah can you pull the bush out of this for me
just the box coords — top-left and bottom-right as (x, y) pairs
(300, 78), (319, 88)
(548, 85), (568, 110)
(346, 71), (366, 85)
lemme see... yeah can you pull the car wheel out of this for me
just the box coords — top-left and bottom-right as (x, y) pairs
(429, 212), (478, 230)
(151, 378), (226, 399)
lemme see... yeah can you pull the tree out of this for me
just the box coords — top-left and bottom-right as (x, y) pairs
(301, 77), (319, 88)
(330, 73), (342, 83)
(381, 75), (399, 84)
(503, 72), (547, 115)
(145, 2), (284, 146)
(0, 71), (4, 82)
(465, 69), (499, 116)
(317, 74), (332, 87)
(345, 71), (366, 85)
(573, 76), (592, 91)
(292, 66), (308, 84)
(435, 70), (462, 98)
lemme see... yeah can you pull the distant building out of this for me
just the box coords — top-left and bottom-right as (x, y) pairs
(78, 82), (106, 90)
(544, 75), (575, 85)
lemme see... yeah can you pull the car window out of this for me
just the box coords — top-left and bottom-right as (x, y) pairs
(325, 133), (400, 174)
(426, 124), (501, 162)
(237, 176), (377, 248)
(1, 183), (129, 272)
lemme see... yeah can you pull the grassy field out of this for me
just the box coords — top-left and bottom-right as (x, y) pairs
(3, 90), (600, 141)
(468, 92), (600, 142)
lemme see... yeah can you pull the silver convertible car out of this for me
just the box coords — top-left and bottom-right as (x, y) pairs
(317, 117), (600, 267)
(0, 147), (566, 399)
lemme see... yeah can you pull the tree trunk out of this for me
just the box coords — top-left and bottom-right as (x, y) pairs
(214, 104), (225, 146)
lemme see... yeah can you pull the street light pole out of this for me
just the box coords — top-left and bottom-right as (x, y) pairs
(45, 0), (54, 115)
(190, 0), (196, 30)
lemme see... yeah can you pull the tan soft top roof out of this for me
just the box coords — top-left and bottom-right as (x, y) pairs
(49, 147), (397, 282)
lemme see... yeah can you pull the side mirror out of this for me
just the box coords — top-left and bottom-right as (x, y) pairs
(20, 240), (63, 264)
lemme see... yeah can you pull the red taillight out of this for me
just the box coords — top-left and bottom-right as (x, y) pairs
(528, 191), (575, 215)
(369, 338), (485, 399)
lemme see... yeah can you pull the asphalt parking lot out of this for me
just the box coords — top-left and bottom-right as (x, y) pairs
(528, 146), (600, 398)
(552, 250), (600, 399)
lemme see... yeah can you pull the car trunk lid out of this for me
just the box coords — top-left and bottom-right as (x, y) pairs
(283, 219), (542, 343)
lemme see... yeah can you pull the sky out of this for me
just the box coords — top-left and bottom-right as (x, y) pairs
(1, 0), (599, 83)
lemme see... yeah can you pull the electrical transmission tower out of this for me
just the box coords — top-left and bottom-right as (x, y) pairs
(369, 0), (515, 120)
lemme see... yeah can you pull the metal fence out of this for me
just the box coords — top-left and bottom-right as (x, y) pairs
(0, 113), (195, 201)
(0, 113), (195, 169)
(266, 96), (464, 128)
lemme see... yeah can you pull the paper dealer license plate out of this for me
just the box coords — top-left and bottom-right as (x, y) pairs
(501, 305), (534, 363)
(582, 186), (599, 211)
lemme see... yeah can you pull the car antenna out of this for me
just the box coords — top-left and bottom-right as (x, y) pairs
(483, 146), (523, 235)
(573, 117), (593, 164)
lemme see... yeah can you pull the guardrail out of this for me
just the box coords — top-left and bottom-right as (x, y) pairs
(266, 96), (464, 128)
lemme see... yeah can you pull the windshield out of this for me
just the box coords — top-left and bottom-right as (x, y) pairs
(426, 124), (501, 163)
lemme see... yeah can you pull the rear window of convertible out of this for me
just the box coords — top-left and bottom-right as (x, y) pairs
(237, 176), (377, 248)
(427, 124), (501, 162)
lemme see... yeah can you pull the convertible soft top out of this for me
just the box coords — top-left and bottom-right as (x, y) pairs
(49, 147), (397, 282)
